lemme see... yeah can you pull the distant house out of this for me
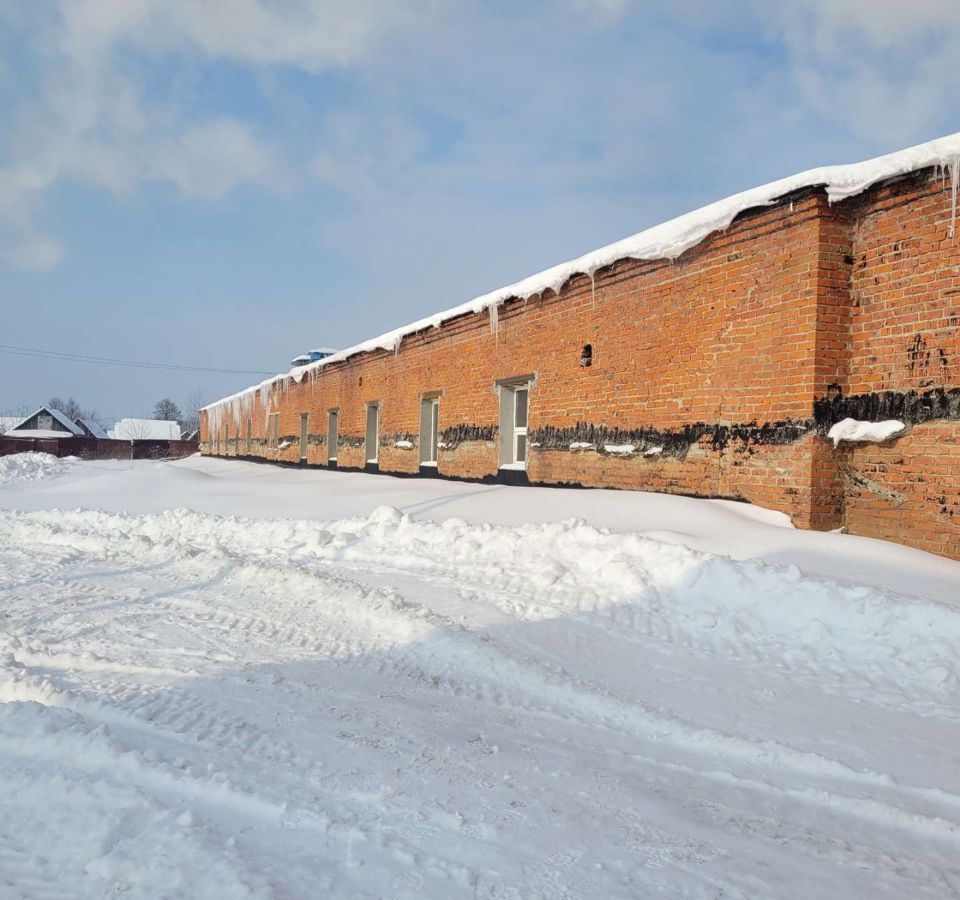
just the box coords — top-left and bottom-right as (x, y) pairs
(5, 406), (84, 439)
(75, 418), (107, 438)
(109, 418), (182, 441)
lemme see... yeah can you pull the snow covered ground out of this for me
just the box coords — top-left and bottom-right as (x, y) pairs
(1, 454), (959, 898)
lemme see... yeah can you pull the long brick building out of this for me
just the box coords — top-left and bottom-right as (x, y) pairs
(201, 134), (960, 560)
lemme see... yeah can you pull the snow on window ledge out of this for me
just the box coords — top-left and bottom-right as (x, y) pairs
(827, 418), (906, 447)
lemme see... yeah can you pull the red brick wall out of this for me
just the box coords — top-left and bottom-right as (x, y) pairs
(837, 172), (960, 558)
(201, 172), (960, 560)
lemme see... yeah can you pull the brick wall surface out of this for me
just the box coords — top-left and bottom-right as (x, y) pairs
(836, 172), (960, 558)
(201, 171), (960, 560)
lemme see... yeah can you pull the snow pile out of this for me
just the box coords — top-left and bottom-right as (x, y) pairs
(203, 132), (960, 426)
(5, 504), (956, 702)
(3, 462), (960, 896)
(0, 452), (76, 484)
(828, 418), (906, 447)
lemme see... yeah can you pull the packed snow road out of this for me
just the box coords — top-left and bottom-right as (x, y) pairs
(1, 455), (959, 898)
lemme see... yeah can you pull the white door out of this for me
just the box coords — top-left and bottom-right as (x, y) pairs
(513, 387), (528, 466)
(499, 383), (530, 469)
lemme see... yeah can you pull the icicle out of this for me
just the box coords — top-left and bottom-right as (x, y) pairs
(588, 270), (597, 308)
(950, 156), (959, 238)
(489, 302), (499, 337)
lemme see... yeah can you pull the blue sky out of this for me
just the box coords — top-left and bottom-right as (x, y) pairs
(2, 0), (959, 423)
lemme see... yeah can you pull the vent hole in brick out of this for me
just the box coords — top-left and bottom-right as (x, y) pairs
(580, 344), (593, 367)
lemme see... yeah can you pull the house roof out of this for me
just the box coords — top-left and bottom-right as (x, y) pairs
(75, 418), (107, 438)
(111, 418), (182, 440)
(8, 406), (84, 436)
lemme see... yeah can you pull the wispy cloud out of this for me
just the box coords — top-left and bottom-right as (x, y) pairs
(0, 0), (453, 269)
(3, 0), (960, 275)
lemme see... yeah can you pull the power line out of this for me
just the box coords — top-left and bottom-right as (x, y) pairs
(0, 344), (275, 377)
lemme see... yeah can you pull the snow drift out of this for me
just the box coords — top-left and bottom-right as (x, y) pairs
(0, 452), (76, 484)
(3, 458), (960, 897)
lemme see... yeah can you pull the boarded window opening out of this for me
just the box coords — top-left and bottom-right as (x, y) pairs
(420, 397), (440, 465)
(365, 404), (379, 463)
(327, 410), (338, 462)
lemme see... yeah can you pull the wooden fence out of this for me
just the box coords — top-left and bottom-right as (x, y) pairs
(0, 437), (199, 461)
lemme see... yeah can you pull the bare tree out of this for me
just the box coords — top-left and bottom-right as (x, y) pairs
(121, 419), (156, 440)
(181, 388), (210, 435)
(153, 398), (183, 423)
(49, 396), (84, 420)
(48, 396), (107, 429)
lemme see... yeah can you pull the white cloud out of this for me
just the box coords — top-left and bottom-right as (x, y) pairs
(5, 231), (64, 272)
(57, 0), (453, 69)
(755, 0), (960, 144)
(152, 119), (275, 198)
(0, 0), (454, 270)
(781, 0), (960, 48)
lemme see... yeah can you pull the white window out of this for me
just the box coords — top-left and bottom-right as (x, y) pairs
(327, 410), (338, 462)
(419, 397), (440, 465)
(365, 403), (380, 463)
(499, 381), (531, 469)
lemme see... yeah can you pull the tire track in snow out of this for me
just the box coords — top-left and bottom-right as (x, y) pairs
(5, 507), (960, 855)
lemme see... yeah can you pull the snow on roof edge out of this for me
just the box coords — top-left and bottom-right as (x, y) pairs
(203, 131), (960, 417)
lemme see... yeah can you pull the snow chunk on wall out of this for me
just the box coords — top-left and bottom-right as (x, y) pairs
(604, 444), (636, 455)
(828, 418), (906, 447)
(394, 440), (414, 449)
